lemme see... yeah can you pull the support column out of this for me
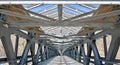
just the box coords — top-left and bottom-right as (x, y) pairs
(90, 40), (102, 65)
(103, 35), (107, 58)
(34, 44), (42, 65)
(28, 33), (35, 65)
(1, 34), (17, 65)
(85, 43), (92, 65)
(46, 46), (49, 59)
(41, 45), (45, 61)
(85, 33), (95, 65)
(80, 44), (86, 65)
(18, 39), (33, 65)
(105, 34), (120, 65)
(77, 44), (81, 62)
(15, 35), (19, 57)
(30, 42), (35, 65)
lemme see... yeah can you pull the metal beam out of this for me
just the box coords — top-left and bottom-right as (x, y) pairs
(26, 4), (43, 10)
(63, 10), (120, 24)
(35, 44), (42, 64)
(22, 9), (57, 21)
(80, 4), (97, 10)
(0, 9), (51, 23)
(15, 35), (19, 57)
(63, 10), (94, 22)
(58, 4), (63, 21)
(103, 35), (107, 58)
(8, 20), (116, 27)
(1, 34), (17, 65)
(64, 5), (84, 14)
(105, 34), (120, 65)
(19, 39), (33, 65)
(39, 5), (57, 14)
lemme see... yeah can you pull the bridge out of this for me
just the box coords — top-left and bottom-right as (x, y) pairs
(0, 3), (120, 65)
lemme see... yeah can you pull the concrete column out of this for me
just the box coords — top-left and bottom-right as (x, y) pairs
(1, 34), (17, 65)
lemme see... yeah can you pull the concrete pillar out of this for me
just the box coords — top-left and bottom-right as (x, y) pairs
(1, 34), (17, 65)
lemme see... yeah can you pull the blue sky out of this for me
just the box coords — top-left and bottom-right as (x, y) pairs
(23, 4), (99, 14)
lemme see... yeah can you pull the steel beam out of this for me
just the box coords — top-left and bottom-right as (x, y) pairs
(41, 45), (45, 61)
(80, 4), (96, 10)
(105, 34), (120, 65)
(28, 32), (36, 65)
(63, 10), (94, 22)
(85, 33), (95, 65)
(26, 4), (43, 10)
(58, 4), (63, 21)
(85, 43), (92, 65)
(103, 35), (107, 58)
(80, 44), (87, 65)
(89, 40), (102, 65)
(63, 5), (84, 14)
(35, 44), (42, 65)
(18, 39), (33, 65)
(9, 20), (116, 27)
(63, 10), (120, 24)
(1, 34), (17, 65)
(15, 35), (19, 57)
(0, 9), (51, 23)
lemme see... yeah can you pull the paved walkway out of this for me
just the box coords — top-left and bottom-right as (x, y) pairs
(39, 55), (83, 65)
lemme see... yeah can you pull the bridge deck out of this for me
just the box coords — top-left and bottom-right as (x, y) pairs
(39, 55), (83, 65)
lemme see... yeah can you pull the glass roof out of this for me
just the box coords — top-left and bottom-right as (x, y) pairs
(23, 4), (99, 37)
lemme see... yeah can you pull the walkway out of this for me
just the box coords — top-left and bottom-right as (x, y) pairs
(39, 55), (83, 65)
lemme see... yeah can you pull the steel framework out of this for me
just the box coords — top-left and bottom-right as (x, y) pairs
(0, 4), (120, 65)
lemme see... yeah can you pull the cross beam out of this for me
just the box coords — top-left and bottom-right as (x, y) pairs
(58, 4), (63, 21)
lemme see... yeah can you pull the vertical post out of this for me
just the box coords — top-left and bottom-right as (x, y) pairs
(90, 40), (102, 65)
(77, 44), (81, 62)
(18, 39), (33, 65)
(85, 42), (92, 65)
(1, 34), (17, 65)
(35, 44), (41, 65)
(80, 44), (87, 65)
(105, 34), (120, 65)
(41, 45), (44, 61)
(46, 46), (48, 59)
(103, 35), (107, 58)
(30, 42), (35, 65)
(15, 35), (19, 57)
(28, 33), (35, 65)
